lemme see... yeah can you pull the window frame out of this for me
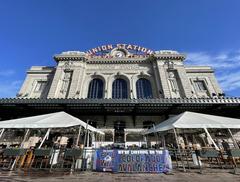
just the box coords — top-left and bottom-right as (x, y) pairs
(136, 78), (153, 99)
(87, 78), (104, 99)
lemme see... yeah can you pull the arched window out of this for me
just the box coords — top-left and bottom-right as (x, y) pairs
(112, 78), (128, 99)
(136, 78), (153, 99)
(87, 79), (104, 99)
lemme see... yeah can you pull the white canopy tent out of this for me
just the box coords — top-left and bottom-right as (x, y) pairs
(0, 111), (104, 135)
(0, 111), (105, 170)
(145, 111), (240, 154)
(145, 111), (240, 134)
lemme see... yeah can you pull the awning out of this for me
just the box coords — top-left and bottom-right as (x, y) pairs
(145, 111), (240, 134)
(0, 111), (104, 134)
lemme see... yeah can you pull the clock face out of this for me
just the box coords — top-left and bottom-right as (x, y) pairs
(114, 50), (125, 58)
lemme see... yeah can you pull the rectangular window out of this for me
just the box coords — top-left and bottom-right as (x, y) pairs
(34, 81), (47, 92)
(194, 80), (207, 91)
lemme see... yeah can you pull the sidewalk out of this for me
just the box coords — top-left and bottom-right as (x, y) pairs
(0, 170), (239, 182)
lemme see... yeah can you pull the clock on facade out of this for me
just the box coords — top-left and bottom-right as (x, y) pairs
(112, 50), (125, 58)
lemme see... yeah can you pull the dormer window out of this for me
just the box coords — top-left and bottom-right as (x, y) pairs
(34, 81), (47, 92)
(194, 80), (207, 92)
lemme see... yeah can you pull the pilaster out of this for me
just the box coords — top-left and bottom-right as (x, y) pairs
(67, 67), (81, 98)
(155, 61), (171, 98)
(175, 66), (192, 98)
(47, 67), (63, 98)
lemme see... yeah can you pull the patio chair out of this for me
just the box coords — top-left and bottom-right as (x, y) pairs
(30, 148), (53, 168)
(62, 148), (83, 170)
(195, 149), (222, 173)
(2, 148), (27, 169)
(227, 149), (240, 174)
(168, 148), (186, 171)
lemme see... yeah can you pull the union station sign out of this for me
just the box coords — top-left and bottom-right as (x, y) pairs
(86, 44), (154, 56)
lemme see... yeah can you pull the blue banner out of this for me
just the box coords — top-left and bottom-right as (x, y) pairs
(94, 149), (172, 173)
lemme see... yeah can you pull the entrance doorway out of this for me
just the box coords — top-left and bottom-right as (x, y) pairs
(114, 121), (125, 143)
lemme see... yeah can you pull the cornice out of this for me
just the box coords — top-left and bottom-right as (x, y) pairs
(0, 98), (240, 104)
(54, 55), (87, 62)
(154, 53), (186, 61)
(86, 58), (150, 64)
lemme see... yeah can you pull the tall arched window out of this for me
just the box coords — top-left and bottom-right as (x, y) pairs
(112, 78), (128, 99)
(87, 79), (104, 99)
(136, 78), (153, 99)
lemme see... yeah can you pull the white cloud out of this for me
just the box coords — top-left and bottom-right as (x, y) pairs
(186, 51), (240, 69)
(217, 71), (240, 91)
(186, 50), (240, 94)
(0, 80), (22, 98)
(215, 53), (228, 61)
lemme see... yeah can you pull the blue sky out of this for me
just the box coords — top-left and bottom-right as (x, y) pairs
(0, 0), (240, 97)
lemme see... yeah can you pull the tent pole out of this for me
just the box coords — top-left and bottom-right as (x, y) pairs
(155, 132), (159, 147)
(38, 128), (51, 149)
(183, 129), (189, 150)
(87, 131), (90, 147)
(91, 132), (95, 148)
(203, 128), (219, 150)
(82, 121), (89, 171)
(173, 128), (186, 172)
(11, 129), (30, 170)
(20, 129), (30, 148)
(228, 128), (239, 149)
(83, 121), (89, 148)
(75, 125), (82, 147)
(162, 133), (166, 148)
(0, 129), (5, 139)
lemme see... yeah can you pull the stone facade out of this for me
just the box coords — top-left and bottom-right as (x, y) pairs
(18, 48), (223, 100)
(16, 45), (224, 144)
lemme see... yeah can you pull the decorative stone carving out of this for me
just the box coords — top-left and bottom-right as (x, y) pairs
(87, 64), (149, 70)
(60, 51), (86, 56)
(155, 50), (179, 54)
(60, 71), (72, 97)
(168, 71), (179, 92)
(63, 61), (73, 71)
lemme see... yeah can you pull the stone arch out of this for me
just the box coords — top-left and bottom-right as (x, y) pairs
(132, 73), (157, 99)
(107, 72), (131, 99)
(81, 73), (106, 98)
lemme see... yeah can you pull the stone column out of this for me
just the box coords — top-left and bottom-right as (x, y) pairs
(47, 66), (64, 98)
(130, 75), (135, 99)
(77, 63), (87, 98)
(151, 61), (163, 98)
(124, 132), (128, 143)
(67, 67), (81, 98)
(175, 66), (192, 98)
(155, 61), (171, 98)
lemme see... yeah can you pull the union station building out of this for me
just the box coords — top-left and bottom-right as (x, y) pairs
(0, 44), (240, 145)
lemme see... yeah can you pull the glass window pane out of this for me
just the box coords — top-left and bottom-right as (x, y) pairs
(194, 81), (207, 91)
(136, 78), (153, 99)
(34, 81), (46, 92)
(112, 79), (128, 99)
(87, 79), (104, 99)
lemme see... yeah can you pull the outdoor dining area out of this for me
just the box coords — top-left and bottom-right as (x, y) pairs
(0, 111), (240, 174)
(145, 111), (240, 174)
(0, 112), (104, 172)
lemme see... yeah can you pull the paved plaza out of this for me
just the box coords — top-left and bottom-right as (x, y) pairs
(0, 170), (239, 182)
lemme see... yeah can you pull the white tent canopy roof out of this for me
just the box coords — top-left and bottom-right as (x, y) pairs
(145, 111), (240, 134)
(0, 111), (104, 134)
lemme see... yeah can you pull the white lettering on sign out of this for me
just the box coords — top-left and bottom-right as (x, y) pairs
(86, 44), (154, 55)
